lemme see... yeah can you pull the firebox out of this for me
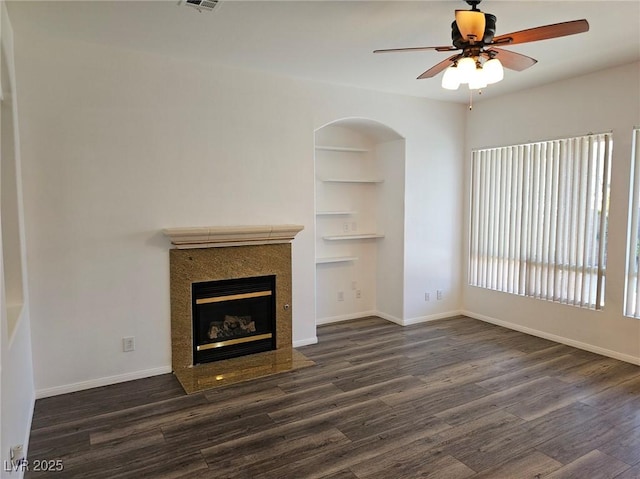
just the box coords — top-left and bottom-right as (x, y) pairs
(192, 275), (276, 364)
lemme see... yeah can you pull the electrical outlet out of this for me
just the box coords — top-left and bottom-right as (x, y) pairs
(123, 336), (135, 352)
(337, 291), (344, 302)
(425, 292), (430, 301)
(10, 445), (24, 462)
(343, 223), (350, 232)
(356, 290), (362, 299)
(436, 290), (443, 300)
(9, 444), (26, 470)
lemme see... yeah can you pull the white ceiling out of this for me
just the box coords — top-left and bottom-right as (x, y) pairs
(7, 0), (640, 103)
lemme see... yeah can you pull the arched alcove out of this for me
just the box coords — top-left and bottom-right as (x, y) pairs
(314, 118), (406, 325)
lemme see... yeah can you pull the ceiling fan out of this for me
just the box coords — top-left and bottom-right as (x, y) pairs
(374, 0), (589, 91)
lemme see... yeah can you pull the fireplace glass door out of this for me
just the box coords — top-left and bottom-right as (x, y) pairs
(192, 275), (276, 364)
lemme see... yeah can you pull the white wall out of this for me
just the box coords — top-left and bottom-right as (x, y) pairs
(463, 62), (640, 363)
(376, 139), (405, 321)
(13, 26), (466, 395)
(0, 2), (35, 476)
(402, 103), (466, 323)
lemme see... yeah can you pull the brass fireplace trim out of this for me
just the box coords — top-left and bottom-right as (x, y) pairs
(196, 333), (273, 351)
(195, 290), (272, 305)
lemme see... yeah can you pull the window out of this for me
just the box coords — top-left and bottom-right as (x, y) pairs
(469, 133), (612, 309)
(624, 128), (640, 318)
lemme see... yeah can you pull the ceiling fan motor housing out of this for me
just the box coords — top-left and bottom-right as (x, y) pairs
(452, 13), (497, 49)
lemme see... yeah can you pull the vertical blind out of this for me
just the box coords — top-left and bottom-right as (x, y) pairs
(625, 128), (640, 318)
(469, 133), (612, 309)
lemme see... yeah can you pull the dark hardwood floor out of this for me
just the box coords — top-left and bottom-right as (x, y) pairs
(26, 316), (640, 478)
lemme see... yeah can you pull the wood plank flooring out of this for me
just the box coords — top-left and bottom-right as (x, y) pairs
(25, 316), (640, 478)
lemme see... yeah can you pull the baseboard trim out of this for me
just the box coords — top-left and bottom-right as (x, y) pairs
(39, 311), (634, 399)
(293, 337), (318, 347)
(316, 310), (463, 327)
(35, 366), (172, 399)
(316, 311), (377, 325)
(401, 310), (465, 326)
(372, 311), (404, 325)
(462, 310), (640, 366)
(22, 392), (36, 471)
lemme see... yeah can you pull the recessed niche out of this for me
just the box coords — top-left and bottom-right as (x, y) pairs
(314, 119), (405, 324)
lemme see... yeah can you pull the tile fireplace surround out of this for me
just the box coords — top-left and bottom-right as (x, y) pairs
(163, 225), (313, 394)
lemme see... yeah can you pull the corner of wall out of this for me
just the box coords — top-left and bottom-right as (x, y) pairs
(0, 1), (36, 472)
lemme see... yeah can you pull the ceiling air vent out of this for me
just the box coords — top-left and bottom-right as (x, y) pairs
(182, 0), (219, 13)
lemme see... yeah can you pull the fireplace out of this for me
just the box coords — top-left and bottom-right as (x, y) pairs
(163, 224), (314, 394)
(192, 275), (276, 364)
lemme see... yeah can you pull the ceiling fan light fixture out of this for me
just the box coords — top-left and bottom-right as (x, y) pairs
(483, 57), (504, 84)
(456, 57), (476, 80)
(455, 10), (486, 42)
(441, 66), (461, 90)
(468, 67), (488, 90)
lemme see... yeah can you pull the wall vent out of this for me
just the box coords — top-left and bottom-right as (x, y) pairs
(182, 0), (219, 13)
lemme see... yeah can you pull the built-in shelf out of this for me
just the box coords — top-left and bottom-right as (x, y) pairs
(316, 256), (358, 264)
(316, 210), (356, 216)
(320, 178), (384, 184)
(315, 145), (369, 153)
(315, 122), (404, 325)
(322, 234), (385, 241)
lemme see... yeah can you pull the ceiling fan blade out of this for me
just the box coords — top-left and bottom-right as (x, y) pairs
(486, 48), (537, 71)
(374, 45), (458, 54)
(491, 19), (589, 46)
(417, 54), (461, 79)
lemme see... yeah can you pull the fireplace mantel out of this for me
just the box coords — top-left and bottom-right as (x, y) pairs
(163, 224), (304, 249)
